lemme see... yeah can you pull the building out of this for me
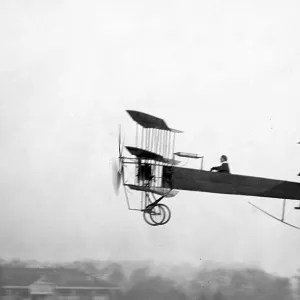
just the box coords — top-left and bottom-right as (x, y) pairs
(0, 266), (119, 300)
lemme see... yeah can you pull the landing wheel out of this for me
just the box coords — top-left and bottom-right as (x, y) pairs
(149, 204), (166, 225)
(143, 204), (171, 226)
(143, 208), (158, 226)
(143, 205), (165, 226)
(158, 204), (171, 225)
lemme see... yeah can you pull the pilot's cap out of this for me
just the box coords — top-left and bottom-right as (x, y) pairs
(220, 155), (228, 162)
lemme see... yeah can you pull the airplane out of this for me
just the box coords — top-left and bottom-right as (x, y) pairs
(112, 110), (300, 229)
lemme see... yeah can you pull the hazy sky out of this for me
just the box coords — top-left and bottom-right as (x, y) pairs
(1, 0), (300, 277)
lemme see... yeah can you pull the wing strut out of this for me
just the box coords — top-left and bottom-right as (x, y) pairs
(248, 200), (300, 230)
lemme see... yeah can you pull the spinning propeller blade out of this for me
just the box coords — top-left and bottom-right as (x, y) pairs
(112, 125), (125, 195)
(112, 159), (121, 195)
(118, 125), (125, 158)
(118, 125), (122, 157)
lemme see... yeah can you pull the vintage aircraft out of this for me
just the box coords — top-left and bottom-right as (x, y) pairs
(112, 110), (300, 229)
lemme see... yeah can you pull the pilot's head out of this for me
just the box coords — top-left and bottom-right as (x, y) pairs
(220, 155), (228, 163)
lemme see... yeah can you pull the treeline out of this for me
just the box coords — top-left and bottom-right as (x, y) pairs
(114, 265), (299, 300)
(1, 259), (299, 300)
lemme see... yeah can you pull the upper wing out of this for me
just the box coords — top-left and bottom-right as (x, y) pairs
(126, 110), (183, 133)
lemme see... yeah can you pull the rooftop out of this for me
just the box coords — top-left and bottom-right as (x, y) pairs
(0, 266), (118, 289)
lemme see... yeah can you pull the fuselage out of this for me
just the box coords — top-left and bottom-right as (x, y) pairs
(162, 166), (300, 201)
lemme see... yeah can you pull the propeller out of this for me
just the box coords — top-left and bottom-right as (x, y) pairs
(112, 159), (121, 195)
(112, 125), (125, 195)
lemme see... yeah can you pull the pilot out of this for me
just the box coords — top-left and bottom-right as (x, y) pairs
(210, 155), (230, 173)
(137, 159), (153, 183)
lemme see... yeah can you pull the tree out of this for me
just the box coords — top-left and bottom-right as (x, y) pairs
(108, 266), (126, 285)
(129, 266), (150, 284)
(213, 290), (226, 300)
(294, 269), (300, 297)
(122, 275), (186, 300)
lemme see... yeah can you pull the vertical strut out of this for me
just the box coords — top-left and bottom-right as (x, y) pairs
(161, 130), (164, 156)
(172, 132), (176, 160)
(136, 124), (138, 147)
(149, 129), (151, 152)
(147, 129), (150, 150)
(281, 199), (286, 221)
(155, 129), (159, 153)
(153, 129), (156, 152)
(141, 191), (144, 210)
(163, 130), (167, 157)
(159, 130), (162, 155)
(153, 129), (157, 153)
(147, 129), (150, 151)
(168, 131), (171, 159)
(165, 131), (167, 158)
(141, 128), (144, 149)
(150, 128), (153, 152)
(166, 131), (169, 159)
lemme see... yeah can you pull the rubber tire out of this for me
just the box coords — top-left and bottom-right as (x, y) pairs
(159, 204), (171, 225)
(143, 209), (159, 226)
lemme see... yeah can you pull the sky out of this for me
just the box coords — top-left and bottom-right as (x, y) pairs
(1, 0), (300, 277)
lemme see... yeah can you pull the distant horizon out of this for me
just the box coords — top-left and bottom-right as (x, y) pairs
(1, 256), (297, 279)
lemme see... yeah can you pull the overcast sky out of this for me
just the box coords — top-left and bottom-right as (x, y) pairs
(1, 0), (300, 277)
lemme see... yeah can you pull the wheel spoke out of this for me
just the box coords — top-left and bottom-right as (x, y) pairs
(143, 209), (159, 226)
(149, 205), (165, 225)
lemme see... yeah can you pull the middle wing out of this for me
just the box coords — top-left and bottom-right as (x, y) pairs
(125, 184), (179, 197)
(125, 146), (180, 165)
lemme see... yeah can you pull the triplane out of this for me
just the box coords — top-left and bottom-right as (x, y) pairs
(112, 110), (300, 229)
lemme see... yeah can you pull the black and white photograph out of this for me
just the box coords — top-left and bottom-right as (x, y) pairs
(1, 1), (300, 299)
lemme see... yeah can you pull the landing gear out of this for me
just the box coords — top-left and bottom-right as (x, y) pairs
(142, 192), (172, 226)
(143, 204), (172, 226)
